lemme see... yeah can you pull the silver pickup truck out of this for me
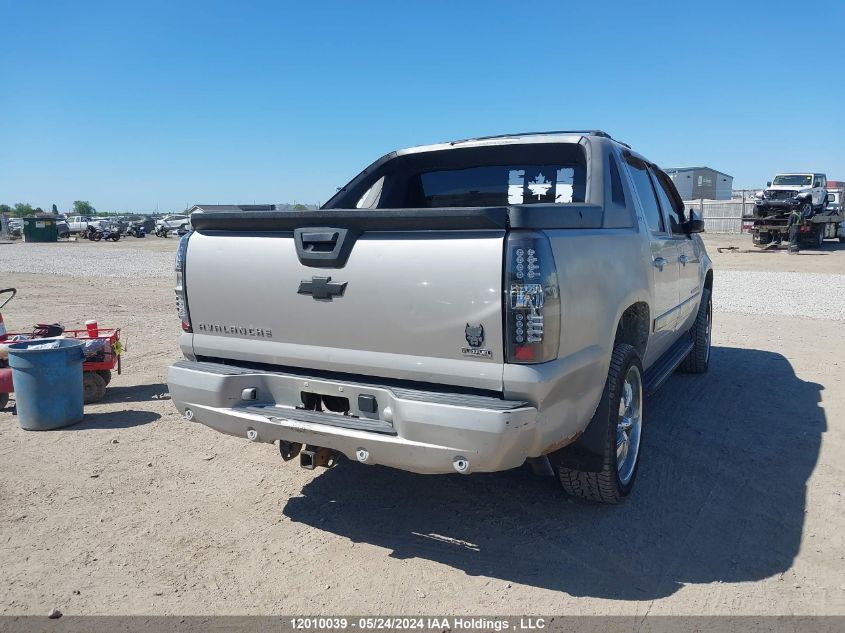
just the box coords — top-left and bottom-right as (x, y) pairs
(167, 130), (713, 503)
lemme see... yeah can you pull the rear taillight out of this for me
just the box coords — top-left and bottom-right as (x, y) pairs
(504, 231), (560, 364)
(175, 232), (192, 332)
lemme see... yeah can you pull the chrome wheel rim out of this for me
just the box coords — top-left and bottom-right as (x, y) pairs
(704, 298), (712, 364)
(616, 365), (643, 486)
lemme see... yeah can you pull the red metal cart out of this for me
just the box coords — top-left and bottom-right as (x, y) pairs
(62, 328), (122, 403)
(0, 313), (122, 407)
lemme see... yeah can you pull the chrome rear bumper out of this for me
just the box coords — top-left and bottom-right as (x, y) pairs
(167, 360), (538, 474)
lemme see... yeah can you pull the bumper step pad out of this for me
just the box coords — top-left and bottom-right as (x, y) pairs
(245, 404), (398, 435)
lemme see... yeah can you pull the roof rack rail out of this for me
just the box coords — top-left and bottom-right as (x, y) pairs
(449, 129), (630, 148)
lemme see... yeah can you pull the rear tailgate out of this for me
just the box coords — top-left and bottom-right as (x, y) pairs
(184, 209), (507, 392)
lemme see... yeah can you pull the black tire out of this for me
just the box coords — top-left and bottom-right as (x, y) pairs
(814, 227), (824, 249)
(83, 372), (107, 404)
(753, 231), (772, 246)
(91, 232), (102, 242)
(839, 225), (845, 244)
(110, 234), (120, 242)
(97, 369), (112, 386)
(803, 201), (813, 219)
(551, 344), (644, 504)
(679, 288), (712, 374)
(0, 392), (8, 410)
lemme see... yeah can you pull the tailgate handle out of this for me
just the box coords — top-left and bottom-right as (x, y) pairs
(294, 227), (360, 268)
(300, 231), (339, 251)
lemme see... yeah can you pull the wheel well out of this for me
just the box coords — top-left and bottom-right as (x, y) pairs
(614, 302), (649, 359)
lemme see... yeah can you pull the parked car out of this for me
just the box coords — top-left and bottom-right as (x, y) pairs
(167, 130), (713, 504)
(7, 218), (23, 238)
(176, 218), (192, 236)
(156, 215), (190, 232)
(67, 216), (108, 233)
(56, 220), (71, 238)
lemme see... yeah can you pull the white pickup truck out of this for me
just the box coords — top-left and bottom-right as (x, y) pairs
(66, 216), (109, 234)
(155, 215), (190, 232)
(167, 130), (713, 503)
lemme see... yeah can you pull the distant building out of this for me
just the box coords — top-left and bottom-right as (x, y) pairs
(664, 167), (733, 201)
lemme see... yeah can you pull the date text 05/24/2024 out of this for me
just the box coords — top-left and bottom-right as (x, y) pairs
(289, 617), (547, 631)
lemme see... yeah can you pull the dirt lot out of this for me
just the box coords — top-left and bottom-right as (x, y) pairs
(1, 234), (844, 616)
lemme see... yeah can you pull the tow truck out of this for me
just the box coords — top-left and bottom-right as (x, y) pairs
(746, 173), (844, 247)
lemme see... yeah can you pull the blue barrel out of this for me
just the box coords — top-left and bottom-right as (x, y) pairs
(7, 339), (85, 430)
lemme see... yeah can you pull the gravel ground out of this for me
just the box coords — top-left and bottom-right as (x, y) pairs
(0, 234), (844, 616)
(714, 271), (845, 321)
(0, 240), (175, 281)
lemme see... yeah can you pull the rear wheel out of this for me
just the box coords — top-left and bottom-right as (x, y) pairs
(552, 344), (643, 503)
(679, 288), (712, 374)
(96, 370), (112, 386)
(83, 372), (107, 404)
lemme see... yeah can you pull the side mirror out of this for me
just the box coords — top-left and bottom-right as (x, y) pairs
(684, 210), (705, 234)
(828, 193), (836, 203)
(766, 181), (772, 187)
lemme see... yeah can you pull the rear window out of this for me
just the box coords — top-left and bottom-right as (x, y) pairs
(333, 142), (589, 209)
(417, 164), (586, 207)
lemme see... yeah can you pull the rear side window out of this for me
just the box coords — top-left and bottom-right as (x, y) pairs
(417, 164), (586, 208)
(355, 176), (385, 209)
(608, 154), (626, 206)
(626, 161), (665, 233)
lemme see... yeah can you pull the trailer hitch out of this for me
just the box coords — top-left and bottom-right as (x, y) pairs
(299, 446), (340, 470)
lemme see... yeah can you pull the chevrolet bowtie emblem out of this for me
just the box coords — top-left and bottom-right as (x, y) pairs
(298, 276), (347, 301)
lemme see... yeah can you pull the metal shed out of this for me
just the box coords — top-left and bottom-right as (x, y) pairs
(665, 167), (733, 200)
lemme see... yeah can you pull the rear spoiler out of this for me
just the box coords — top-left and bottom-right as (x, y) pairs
(189, 204), (604, 232)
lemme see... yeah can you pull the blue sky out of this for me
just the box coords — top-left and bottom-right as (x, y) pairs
(2, 0), (844, 213)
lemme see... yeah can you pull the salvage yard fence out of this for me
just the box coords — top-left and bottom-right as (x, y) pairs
(685, 198), (752, 234)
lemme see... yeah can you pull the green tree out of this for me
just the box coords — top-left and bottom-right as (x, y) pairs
(0, 204), (12, 215)
(51, 204), (59, 215)
(72, 200), (95, 215)
(13, 203), (33, 217)
(292, 203), (309, 210)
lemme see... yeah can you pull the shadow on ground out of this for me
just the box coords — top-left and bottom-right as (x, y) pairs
(282, 346), (825, 600)
(101, 382), (169, 404)
(71, 409), (160, 430)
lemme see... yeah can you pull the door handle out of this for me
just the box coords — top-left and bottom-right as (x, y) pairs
(653, 257), (667, 271)
(679, 254), (689, 265)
